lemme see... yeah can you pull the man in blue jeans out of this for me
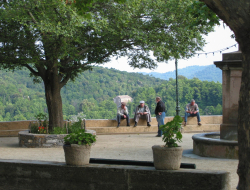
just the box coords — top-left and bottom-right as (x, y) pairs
(184, 99), (202, 126)
(155, 97), (166, 137)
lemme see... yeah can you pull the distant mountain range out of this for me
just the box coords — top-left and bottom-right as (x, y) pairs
(141, 65), (222, 83)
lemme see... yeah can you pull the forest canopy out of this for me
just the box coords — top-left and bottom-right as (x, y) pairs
(0, 67), (222, 121)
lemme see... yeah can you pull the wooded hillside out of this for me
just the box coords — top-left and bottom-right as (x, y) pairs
(0, 66), (222, 121)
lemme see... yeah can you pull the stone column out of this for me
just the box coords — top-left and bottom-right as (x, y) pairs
(214, 51), (242, 140)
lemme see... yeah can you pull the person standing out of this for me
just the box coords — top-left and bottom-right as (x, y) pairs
(155, 97), (166, 137)
(184, 99), (202, 126)
(117, 102), (130, 128)
(134, 101), (151, 127)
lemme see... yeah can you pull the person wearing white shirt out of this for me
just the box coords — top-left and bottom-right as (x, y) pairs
(117, 102), (130, 128)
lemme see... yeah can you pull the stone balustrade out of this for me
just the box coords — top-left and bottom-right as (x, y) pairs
(0, 115), (222, 137)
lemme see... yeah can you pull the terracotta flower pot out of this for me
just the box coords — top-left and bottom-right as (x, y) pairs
(152, 145), (183, 170)
(63, 144), (91, 166)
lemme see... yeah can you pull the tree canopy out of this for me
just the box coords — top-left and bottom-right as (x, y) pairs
(0, 0), (218, 129)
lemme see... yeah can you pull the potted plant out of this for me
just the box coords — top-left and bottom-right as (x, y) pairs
(152, 115), (183, 170)
(63, 129), (96, 166)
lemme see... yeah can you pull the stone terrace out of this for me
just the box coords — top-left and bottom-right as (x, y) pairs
(0, 115), (221, 136)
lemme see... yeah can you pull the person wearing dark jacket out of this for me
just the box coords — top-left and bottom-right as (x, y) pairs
(155, 97), (166, 137)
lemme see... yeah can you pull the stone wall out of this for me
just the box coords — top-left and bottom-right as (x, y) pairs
(18, 130), (96, 148)
(18, 130), (67, 148)
(0, 120), (34, 137)
(0, 115), (223, 137)
(0, 159), (230, 190)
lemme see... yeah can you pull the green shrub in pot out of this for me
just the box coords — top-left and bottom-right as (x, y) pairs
(63, 129), (96, 166)
(64, 129), (96, 145)
(160, 115), (183, 147)
(152, 115), (183, 170)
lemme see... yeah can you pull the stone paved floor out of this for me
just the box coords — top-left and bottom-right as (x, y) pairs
(0, 133), (238, 189)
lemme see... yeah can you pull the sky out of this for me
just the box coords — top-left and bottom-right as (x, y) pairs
(101, 23), (238, 73)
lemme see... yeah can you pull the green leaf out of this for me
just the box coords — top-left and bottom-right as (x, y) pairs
(161, 115), (183, 147)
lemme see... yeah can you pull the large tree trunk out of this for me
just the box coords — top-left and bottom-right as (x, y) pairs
(200, 0), (250, 189)
(45, 82), (64, 131)
(44, 66), (64, 131)
(237, 42), (250, 190)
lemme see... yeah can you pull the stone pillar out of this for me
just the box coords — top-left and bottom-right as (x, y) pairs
(214, 51), (242, 140)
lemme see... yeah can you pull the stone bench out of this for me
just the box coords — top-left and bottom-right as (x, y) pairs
(0, 159), (230, 190)
(85, 115), (222, 134)
(0, 115), (222, 137)
(85, 115), (222, 127)
(182, 115), (222, 133)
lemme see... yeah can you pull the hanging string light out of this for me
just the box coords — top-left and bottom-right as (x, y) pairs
(196, 43), (237, 57)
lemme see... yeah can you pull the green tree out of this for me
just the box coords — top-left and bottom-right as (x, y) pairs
(13, 113), (27, 121)
(4, 112), (11, 121)
(130, 77), (222, 117)
(0, 102), (4, 116)
(79, 99), (96, 118)
(214, 104), (222, 115)
(0, 0), (216, 130)
(203, 106), (214, 115)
